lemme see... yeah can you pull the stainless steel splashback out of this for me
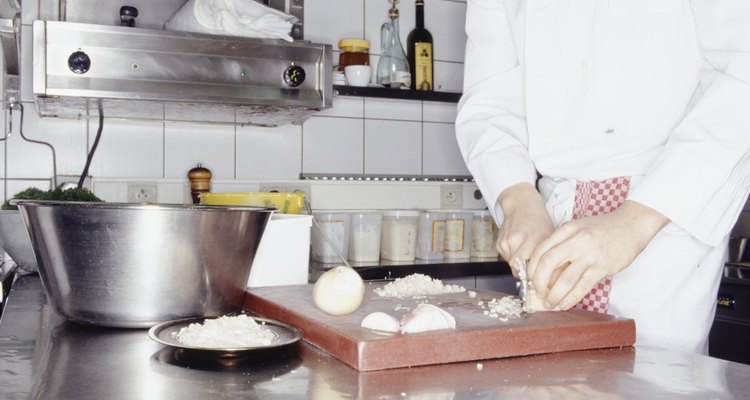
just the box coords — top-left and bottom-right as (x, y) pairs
(32, 20), (332, 126)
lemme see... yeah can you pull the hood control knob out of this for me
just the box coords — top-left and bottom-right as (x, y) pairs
(283, 65), (305, 87)
(68, 51), (91, 74)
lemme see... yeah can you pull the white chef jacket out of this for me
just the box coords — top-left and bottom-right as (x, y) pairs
(456, 0), (750, 247)
(455, 0), (750, 354)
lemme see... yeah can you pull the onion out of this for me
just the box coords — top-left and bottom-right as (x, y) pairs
(313, 266), (365, 316)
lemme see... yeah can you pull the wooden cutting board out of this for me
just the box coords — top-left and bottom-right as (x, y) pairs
(244, 282), (635, 371)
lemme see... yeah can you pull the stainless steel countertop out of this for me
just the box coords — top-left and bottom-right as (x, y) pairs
(2, 274), (750, 399)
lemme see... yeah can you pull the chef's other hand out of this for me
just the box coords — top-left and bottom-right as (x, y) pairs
(527, 200), (669, 310)
(496, 183), (555, 275)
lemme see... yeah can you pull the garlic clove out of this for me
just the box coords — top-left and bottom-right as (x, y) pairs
(400, 303), (456, 334)
(360, 311), (401, 333)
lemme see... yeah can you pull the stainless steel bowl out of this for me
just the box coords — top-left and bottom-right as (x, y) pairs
(15, 200), (274, 328)
(0, 210), (38, 272)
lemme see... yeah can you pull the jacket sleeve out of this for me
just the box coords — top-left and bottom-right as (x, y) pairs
(628, 0), (750, 246)
(455, 0), (537, 225)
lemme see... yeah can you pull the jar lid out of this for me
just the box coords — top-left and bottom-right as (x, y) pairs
(338, 38), (370, 51)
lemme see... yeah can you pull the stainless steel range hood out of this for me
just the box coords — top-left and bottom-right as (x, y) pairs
(32, 20), (332, 126)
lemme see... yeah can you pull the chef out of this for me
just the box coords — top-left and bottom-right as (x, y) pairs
(456, 0), (750, 354)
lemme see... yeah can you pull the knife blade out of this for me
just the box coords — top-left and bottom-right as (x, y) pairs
(512, 258), (529, 306)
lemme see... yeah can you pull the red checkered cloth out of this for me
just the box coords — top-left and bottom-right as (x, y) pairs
(572, 176), (630, 314)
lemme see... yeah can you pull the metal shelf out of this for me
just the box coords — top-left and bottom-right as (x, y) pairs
(333, 85), (461, 103)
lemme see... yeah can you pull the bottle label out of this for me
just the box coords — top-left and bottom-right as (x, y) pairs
(414, 42), (433, 91)
(390, 71), (412, 89)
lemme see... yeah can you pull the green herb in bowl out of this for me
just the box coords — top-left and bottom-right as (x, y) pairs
(2, 187), (103, 210)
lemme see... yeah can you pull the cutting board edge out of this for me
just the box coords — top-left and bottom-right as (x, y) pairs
(244, 289), (364, 369)
(355, 318), (636, 371)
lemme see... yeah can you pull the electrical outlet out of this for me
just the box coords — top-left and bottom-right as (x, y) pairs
(440, 184), (463, 209)
(127, 183), (158, 203)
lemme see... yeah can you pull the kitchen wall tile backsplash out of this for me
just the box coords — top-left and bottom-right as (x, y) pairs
(1, 0), (468, 203)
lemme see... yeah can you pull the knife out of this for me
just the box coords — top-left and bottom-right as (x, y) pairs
(512, 258), (529, 306)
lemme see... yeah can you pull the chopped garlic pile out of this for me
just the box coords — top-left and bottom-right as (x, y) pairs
(374, 273), (466, 298)
(479, 296), (523, 321)
(174, 314), (276, 348)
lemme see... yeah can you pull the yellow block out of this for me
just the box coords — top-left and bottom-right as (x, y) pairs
(200, 192), (305, 214)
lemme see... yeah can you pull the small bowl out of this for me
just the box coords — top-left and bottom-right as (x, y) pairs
(344, 65), (372, 87)
(16, 200), (274, 328)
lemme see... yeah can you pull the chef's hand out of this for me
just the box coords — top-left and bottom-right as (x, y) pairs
(496, 183), (555, 275)
(527, 200), (669, 310)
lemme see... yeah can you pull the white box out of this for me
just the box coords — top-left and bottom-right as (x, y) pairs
(247, 214), (312, 288)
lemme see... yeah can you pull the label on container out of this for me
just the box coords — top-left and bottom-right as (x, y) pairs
(431, 220), (446, 252)
(472, 220), (495, 252)
(414, 42), (433, 91)
(390, 70), (412, 89)
(444, 219), (466, 252)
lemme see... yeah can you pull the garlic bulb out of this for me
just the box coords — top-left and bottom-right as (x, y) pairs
(360, 312), (400, 333)
(400, 303), (456, 334)
(313, 266), (365, 316)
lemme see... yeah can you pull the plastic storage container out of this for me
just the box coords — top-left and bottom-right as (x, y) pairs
(471, 210), (498, 258)
(348, 210), (383, 263)
(380, 210), (419, 261)
(248, 214), (313, 287)
(443, 211), (473, 259)
(416, 210), (447, 260)
(311, 211), (351, 264)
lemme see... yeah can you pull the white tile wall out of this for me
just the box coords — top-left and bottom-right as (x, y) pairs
(364, 119), (422, 175)
(164, 122), (235, 179)
(302, 116), (364, 174)
(423, 122), (471, 176)
(86, 118), (164, 179)
(237, 123), (302, 180)
(0, 0), (470, 207)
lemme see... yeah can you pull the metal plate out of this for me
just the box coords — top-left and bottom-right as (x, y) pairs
(148, 315), (302, 357)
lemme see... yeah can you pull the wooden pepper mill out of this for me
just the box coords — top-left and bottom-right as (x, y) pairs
(187, 163), (212, 204)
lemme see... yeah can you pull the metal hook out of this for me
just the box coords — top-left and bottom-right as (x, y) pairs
(1, 99), (20, 142)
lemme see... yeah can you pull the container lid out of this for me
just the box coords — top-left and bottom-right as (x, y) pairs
(338, 38), (370, 51)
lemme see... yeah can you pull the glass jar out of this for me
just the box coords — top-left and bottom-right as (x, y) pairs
(380, 210), (419, 261)
(337, 39), (370, 72)
(471, 210), (498, 258)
